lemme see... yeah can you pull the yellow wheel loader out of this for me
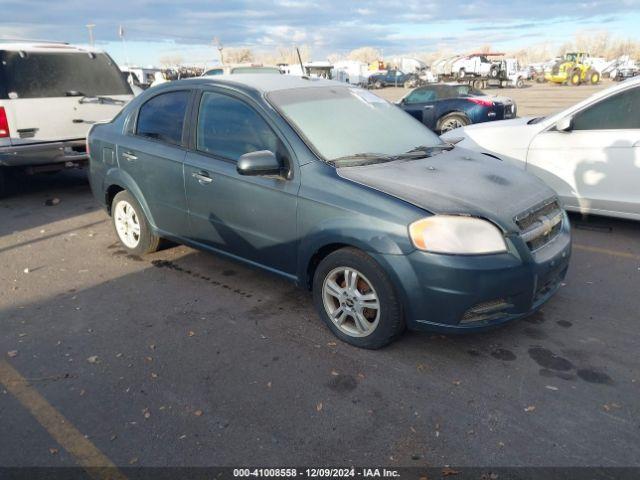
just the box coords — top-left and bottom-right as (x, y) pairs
(545, 52), (601, 86)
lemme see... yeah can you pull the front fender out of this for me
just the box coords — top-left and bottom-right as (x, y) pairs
(103, 167), (157, 230)
(296, 214), (415, 284)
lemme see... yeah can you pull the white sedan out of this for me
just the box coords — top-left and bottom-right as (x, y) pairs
(441, 77), (640, 221)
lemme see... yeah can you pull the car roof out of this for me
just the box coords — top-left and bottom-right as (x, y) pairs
(0, 40), (101, 54)
(168, 74), (344, 94)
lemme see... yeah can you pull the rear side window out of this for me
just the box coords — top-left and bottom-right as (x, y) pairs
(572, 88), (640, 130)
(196, 91), (279, 161)
(0, 51), (131, 99)
(136, 91), (189, 146)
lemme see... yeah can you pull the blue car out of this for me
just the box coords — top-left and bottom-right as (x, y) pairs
(398, 84), (517, 133)
(368, 69), (414, 88)
(88, 75), (570, 348)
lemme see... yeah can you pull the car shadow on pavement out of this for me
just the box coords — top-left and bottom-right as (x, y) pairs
(2, 238), (639, 467)
(0, 169), (98, 237)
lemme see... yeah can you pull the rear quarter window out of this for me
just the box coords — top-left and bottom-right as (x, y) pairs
(0, 50), (132, 99)
(136, 90), (190, 146)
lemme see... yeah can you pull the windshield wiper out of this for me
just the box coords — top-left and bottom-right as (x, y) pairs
(78, 95), (126, 106)
(397, 144), (455, 159)
(329, 153), (397, 167)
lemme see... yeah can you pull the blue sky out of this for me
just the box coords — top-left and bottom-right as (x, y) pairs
(2, 0), (640, 66)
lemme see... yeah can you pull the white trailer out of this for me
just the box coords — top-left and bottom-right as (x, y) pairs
(332, 60), (370, 86)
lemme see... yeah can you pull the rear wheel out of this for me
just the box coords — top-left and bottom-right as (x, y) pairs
(438, 113), (470, 133)
(312, 248), (404, 349)
(374, 80), (384, 89)
(111, 190), (161, 255)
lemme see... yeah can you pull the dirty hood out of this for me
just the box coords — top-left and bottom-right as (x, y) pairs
(337, 147), (557, 232)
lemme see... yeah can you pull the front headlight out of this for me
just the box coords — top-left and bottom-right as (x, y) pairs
(409, 215), (507, 255)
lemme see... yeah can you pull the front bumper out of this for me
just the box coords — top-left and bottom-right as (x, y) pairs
(0, 139), (88, 167)
(373, 214), (571, 333)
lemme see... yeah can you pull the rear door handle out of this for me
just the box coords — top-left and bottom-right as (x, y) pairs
(192, 171), (213, 185)
(122, 151), (138, 161)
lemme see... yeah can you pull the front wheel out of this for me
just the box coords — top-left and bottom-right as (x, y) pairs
(313, 248), (404, 349)
(374, 80), (384, 89)
(111, 190), (161, 255)
(588, 70), (600, 84)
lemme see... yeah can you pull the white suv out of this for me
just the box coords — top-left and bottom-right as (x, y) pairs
(0, 41), (133, 196)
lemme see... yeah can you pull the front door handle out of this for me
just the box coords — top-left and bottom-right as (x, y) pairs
(423, 105), (434, 110)
(192, 171), (213, 185)
(122, 151), (138, 161)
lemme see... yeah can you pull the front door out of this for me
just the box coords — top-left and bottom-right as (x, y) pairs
(400, 88), (438, 129)
(527, 86), (640, 217)
(184, 90), (300, 275)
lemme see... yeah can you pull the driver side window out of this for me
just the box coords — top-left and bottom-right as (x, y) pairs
(572, 88), (640, 130)
(196, 91), (279, 161)
(405, 89), (436, 104)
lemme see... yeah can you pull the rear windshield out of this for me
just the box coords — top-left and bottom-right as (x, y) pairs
(0, 50), (132, 99)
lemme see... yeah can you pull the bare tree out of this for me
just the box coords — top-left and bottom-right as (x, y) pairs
(347, 47), (381, 63)
(159, 54), (184, 67)
(224, 48), (255, 64)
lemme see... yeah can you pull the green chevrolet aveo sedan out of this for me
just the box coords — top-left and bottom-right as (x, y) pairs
(88, 75), (571, 348)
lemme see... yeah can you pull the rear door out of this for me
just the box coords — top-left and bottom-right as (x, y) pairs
(183, 89), (300, 275)
(0, 49), (132, 145)
(527, 86), (640, 217)
(118, 89), (192, 235)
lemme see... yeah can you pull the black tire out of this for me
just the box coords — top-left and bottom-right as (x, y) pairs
(490, 65), (499, 78)
(437, 113), (470, 133)
(516, 78), (524, 88)
(588, 70), (600, 85)
(570, 69), (581, 86)
(374, 80), (384, 89)
(111, 190), (161, 255)
(458, 68), (466, 79)
(312, 247), (405, 349)
(0, 169), (5, 199)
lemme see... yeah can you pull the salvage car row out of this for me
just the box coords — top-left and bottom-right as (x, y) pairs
(2, 40), (639, 349)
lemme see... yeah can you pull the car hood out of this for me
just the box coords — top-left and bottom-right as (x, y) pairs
(337, 147), (556, 232)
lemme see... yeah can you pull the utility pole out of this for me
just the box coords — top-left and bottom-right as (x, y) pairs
(86, 23), (96, 47)
(213, 37), (224, 65)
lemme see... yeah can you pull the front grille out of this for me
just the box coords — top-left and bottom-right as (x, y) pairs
(515, 199), (563, 251)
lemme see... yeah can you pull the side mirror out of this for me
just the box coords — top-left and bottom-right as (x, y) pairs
(237, 150), (281, 176)
(555, 116), (573, 132)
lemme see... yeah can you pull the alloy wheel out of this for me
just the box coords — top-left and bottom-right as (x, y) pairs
(322, 267), (381, 337)
(114, 200), (141, 249)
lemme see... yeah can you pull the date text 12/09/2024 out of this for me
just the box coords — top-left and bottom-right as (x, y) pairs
(233, 468), (401, 478)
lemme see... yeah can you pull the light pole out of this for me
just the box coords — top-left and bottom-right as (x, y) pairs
(86, 23), (96, 47)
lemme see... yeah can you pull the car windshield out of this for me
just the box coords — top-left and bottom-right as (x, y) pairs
(268, 86), (444, 164)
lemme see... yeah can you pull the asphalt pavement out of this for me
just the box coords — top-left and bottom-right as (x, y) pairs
(1, 169), (639, 471)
